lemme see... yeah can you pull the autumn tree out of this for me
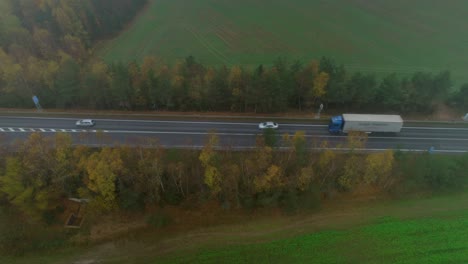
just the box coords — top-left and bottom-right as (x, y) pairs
(135, 143), (166, 207)
(364, 150), (395, 188)
(0, 133), (61, 222)
(52, 133), (80, 196)
(338, 155), (363, 190)
(80, 147), (123, 211)
(199, 133), (222, 196)
(244, 137), (284, 198)
(254, 164), (283, 193)
(316, 141), (338, 191)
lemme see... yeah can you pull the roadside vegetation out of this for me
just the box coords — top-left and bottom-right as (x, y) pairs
(0, 132), (467, 256)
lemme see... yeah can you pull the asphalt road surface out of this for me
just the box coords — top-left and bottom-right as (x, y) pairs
(0, 116), (467, 154)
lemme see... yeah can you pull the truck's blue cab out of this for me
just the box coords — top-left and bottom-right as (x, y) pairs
(328, 115), (344, 133)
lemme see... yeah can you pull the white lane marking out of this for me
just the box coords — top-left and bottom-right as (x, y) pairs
(0, 128), (4, 132)
(101, 130), (468, 141)
(82, 143), (468, 154)
(29, 128), (35, 132)
(403, 126), (468, 131)
(104, 130), (254, 136)
(0, 116), (259, 126)
(0, 126), (466, 142)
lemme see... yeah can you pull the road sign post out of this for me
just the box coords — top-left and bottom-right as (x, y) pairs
(32, 95), (42, 112)
(315, 103), (324, 119)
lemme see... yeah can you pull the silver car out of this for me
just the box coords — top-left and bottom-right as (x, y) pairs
(76, 119), (95, 127)
(258, 121), (279, 129)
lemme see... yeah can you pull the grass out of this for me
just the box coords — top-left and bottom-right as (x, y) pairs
(155, 216), (468, 264)
(4, 192), (468, 263)
(100, 0), (468, 85)
(152, 194), (468, 264)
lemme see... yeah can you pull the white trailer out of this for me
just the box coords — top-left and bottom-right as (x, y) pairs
(329, 114), (403, 133)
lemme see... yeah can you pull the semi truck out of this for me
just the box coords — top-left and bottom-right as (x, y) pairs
(328, 114), (403, 134)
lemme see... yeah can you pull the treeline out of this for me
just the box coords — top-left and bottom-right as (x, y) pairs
(2, 54), (465, 113)
(0, 132), (467, 254)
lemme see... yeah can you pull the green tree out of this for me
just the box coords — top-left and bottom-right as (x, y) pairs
(347, 72), (377, 108)
(54, 57), (80, 108)
(376, 73), (404, 111)
(320, 57), (347, 107)
(263, 128), (278, 148)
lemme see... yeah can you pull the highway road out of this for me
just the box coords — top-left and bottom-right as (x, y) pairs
(0, 116), (467, 153)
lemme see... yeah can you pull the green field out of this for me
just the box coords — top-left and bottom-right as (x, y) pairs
(100, 0), (468, 84)
(4, 192), (468, 264)
(158, 215), (468, 264)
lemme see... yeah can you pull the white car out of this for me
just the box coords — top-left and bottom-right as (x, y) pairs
(76, 119), (95, 127)
(258, 121), (279, 130)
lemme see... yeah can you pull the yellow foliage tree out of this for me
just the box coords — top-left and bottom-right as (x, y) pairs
(83, 148), (123, 211)
(0, 133), (62, 221)
(312, 71), (329, 99)
(199, 133), (222, 195)
(338, 155), (362, 190)
(364, 150), (394, 186)
(254, 164), (283, 193)
(317, 141), (337, 188)
(297, 166), (314, 191)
